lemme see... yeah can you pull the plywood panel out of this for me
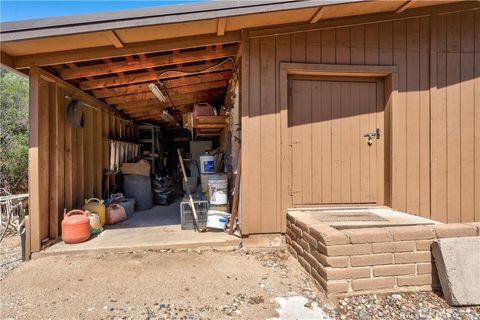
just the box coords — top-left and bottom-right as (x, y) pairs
(245, 37), (261, 233)
(419, 16), (431, 218)
(475, 10), (480, 223)
(392, 20), (407, 212)
(365, 23), (379, 65)
(335, 27), (350, 64)
(320, 81), (333, 203)
(406, 18), (420, 215)
(306, 31), (321, 63)
(459, 10), (475, 223)
(350, 25), (365, 65)
(291, 33), (306, 63)
(321, 29), (335, 63)
(277, 33), (291, 232)
(84, 107), (94, 199)
(260, 36), (278, 231)
(340, 81), (352, 202)
(94, 109), (103, 197)
(311, 80), (322, 202)
(446, 13), (461, 223)
(63, 98), (74, 211)
(331, 81), (342, 203)
(379, 21), (393, 66)
(431, 14), (448, 222)
(367, 82), (378, 202)
(350, 82), (361, 202)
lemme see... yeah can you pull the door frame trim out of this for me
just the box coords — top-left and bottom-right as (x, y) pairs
(279, 63), (398, 227)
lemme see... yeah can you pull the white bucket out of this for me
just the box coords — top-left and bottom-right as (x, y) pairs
(207, 210), (230, 230)
(208, 176), (228, 205)
(199, 154), (215, 173)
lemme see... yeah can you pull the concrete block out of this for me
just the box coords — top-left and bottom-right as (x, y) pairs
(310, 225), (350, 245)
(432, 236), (480, 306)
(372, 241), (416, 253)
(386, 225), (436, 241)
(350, 253), (393, 267)
(433, 224), (477, 238)
(345, 228), (393, 244)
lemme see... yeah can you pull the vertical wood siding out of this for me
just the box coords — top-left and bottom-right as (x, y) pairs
(242, 9), (480, 234)
(29, 71), (135, 251)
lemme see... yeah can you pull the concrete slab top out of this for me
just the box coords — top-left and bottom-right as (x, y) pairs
(288, 207), (440, 229)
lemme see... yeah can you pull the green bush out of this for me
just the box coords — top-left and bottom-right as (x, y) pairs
(0, 68), (29, 194)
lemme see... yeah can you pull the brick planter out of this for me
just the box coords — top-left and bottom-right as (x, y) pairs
(286, 211), (480, 296)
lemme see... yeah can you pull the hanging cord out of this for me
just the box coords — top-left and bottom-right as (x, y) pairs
(155, 57), (237, 83)
(154, 57), (237, 109)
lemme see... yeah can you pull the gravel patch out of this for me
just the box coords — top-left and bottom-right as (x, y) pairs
(0, 235), (22, 280)
(337, 291), (480, 320)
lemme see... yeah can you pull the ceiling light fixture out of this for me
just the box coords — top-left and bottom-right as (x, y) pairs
(148, 83), (168, 104)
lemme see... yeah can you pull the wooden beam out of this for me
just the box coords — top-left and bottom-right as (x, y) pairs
(116, 99), (162, 110)
(396, 0), (416, 13)
(116, 90), (225, 111)
(13, 32), (241, 69)
(217, 18), (227, 36)
(58, 46), (237, 80)
(1, 51), (28, 77)
(104, 31), (124, 48)
(310, 7), (326, 24)
(35, 67), (128, 118)
(93, 79), (228, 99)
(106, 92), (157, 105)
(79, 66), (233, 90)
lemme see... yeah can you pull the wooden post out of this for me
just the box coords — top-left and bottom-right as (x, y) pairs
(28, 67), (50, 252)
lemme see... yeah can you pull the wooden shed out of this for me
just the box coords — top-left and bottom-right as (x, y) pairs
(1, 0), (479, 254)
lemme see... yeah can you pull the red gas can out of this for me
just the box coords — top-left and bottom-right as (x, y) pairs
(62, 210), (90, 244)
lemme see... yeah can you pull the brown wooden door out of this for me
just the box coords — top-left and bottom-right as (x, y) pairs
(289, 78), (384, 206)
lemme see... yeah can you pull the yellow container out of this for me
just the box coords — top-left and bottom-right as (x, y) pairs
(83, 198), (106, 226)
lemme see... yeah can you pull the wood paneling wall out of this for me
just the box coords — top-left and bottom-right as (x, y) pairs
(29, 68), (135, 251)
(241, 9), (480, 234)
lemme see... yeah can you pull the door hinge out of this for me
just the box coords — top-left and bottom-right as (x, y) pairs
(289, 86), (293, 97)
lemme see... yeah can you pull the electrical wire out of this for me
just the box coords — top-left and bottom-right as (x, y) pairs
(154, 57), (237, 111)
(155, 57), (237, 84)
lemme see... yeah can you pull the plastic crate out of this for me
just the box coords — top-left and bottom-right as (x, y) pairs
(180, 194), (208, 230)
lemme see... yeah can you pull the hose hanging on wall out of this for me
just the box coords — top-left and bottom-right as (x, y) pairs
(66, 99), (85, 128)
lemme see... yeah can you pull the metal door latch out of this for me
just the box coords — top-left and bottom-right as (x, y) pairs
(364, 128), (380, 146)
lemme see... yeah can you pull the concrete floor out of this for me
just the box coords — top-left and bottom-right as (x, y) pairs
(44, 199), (240, 255)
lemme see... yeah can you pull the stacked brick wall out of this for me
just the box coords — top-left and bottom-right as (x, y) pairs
(286, 211), (480, 296)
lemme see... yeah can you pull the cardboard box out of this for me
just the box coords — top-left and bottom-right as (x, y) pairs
(120, 160), (150, 176)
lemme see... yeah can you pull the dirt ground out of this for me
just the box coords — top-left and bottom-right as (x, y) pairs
(0, 248), (332, 320)
(2, 243), (479, 320)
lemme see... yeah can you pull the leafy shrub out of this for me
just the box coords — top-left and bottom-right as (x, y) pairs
(0, 68), (29, 193)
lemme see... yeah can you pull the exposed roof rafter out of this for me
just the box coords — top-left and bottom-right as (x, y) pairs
(396, 0), (417, 13)
(217, 18), (227, 36)
(310, 7), (326, 23)
(104, 30), (124, 48)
